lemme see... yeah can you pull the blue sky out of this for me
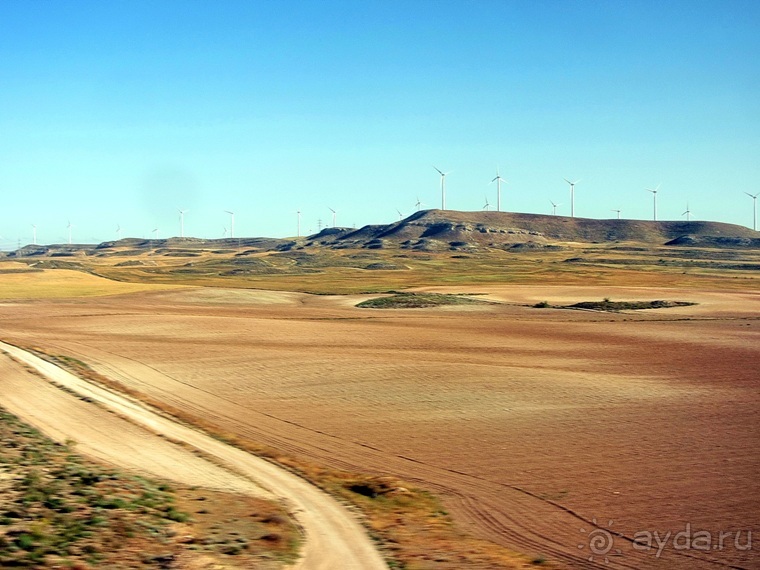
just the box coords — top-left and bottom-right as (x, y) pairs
(1, 0), (759, 246)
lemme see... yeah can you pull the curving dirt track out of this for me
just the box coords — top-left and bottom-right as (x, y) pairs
(0, 341), (388, 570)
(0, 284), (758, 569)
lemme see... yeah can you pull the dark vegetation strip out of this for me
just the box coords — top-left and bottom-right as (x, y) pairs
(356, 292), (491, 309)
(533, 299), (697, 312)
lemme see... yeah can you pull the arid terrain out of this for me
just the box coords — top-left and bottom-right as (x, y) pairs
(1, 211), (758, 569)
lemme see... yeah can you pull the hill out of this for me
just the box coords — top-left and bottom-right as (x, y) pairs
(3, 210), (758, 262)
(307, 210), (760, 251)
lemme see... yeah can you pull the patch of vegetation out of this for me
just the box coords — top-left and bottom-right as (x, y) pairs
(357, 292), (489, 309)
(0, 405), (299, 568)
(534, 298), (697, 312)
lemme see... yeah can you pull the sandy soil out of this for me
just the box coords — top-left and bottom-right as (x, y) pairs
(0, 284), (757, 569)
(0, 342), (388, 570)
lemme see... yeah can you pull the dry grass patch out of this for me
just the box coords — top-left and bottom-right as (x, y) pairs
(0, 406), (299, 569)
(0, 268), (182, 300)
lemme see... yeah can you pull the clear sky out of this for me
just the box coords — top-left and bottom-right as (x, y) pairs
(1, 0), (759, 247)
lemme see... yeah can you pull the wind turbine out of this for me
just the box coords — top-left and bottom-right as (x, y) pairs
(433, 166), (450, 210)
(745, 192), (759, 231)
(483, 196), (491, 211)
(646, 184), (660, 221)
(178, 209), (188, 238)
(116, 224), (122, 240)
(396, 209), (404, 220)
(563, 178), (580, 217)
(67, 221), (73, 245)
(296, 210), (301, 237)
(328, 207), (337, 227)
(31, 224), (37, 245)
(682, 203), (692, 222)
(415, 196), (426, 211)
(611, 209), (622, 220)
(152, 227), (159, 240)
(225, 211), (235, 238)
(222, 227), (228, 238)
(491, 168), (508, 212)
(550, 200), (561, 216)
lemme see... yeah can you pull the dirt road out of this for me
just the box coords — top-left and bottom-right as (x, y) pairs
(0, 341), (388, 570)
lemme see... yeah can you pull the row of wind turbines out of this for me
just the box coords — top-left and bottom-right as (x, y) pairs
(432, 167), (760, 230)
(21, 176), (760, 247)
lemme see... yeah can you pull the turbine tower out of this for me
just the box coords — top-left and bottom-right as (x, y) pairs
(550, 200), (561, 216)
(646, 184), (660, 221)
(296, 210), (301, 237)
(682, 203), (692, 222)
(433, 166), (450, 210)
(491, 168), (508, 212)
(31, 224), (37, 245)
(328, 207), (337, 227)
(745, 192), (759, 231)
(611, 209), (621, 220)
(178, 209), (188, 238)
(225, 211), (235, 238)
(564, 178), (580, 217)
(67, 221), (72, 245)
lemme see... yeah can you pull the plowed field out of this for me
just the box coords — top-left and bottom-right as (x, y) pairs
(1, 284), (757, 569)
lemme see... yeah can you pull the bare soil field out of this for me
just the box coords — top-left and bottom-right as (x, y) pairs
(0, 281), (758, 569)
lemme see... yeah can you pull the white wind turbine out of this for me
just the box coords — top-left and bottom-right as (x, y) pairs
(564, 178), (580, 217)
(745, 192), (759, 231)
(178, 209), (188, 238)
(152, 227), (159, 240)
(483, 196), (491, 211)
(328, 207), (337, 227)
(296, 210), (301, 237)
(611, 209), (622, 220)
(116, 224), (122, 240)
(396, 209), (404, 220)
(550, 200), (561, 216)
(222, 227), (228, 238)
(646, 184), (660, 221)
(225, 211), (235, 238)
(682, 203), (692, 222)
(67, 221), (73, 245)
(31, 224), (37, 245)
(491, 168), (508, 212)
(415, 196), (426, 211)
(433, 166), (450, 210)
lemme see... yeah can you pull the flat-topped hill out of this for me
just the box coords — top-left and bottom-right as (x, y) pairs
(309, 210), (760, 251)
(3, 210), (758, 260)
